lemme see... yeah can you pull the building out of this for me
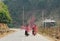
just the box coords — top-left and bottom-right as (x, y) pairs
(42, 19), (56, 27)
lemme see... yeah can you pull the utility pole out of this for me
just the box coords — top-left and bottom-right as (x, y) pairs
(42, 10), (45, 27)
(23, 6), (24, 25)
(42, 11), (44, 21)
(42, 10), (46, 28)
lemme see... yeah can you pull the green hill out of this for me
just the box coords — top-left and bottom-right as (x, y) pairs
(3, 0), (60, 27)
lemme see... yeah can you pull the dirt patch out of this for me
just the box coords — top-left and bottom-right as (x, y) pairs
(38, 27), (60, 41)
(0, 30), (15, 38)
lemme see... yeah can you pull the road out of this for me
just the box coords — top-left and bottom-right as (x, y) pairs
(0, 29), (52, 41)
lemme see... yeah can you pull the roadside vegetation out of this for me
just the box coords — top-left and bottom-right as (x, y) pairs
(38, 22), (60, 41)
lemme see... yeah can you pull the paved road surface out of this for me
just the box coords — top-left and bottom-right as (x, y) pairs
(0, 29), (52, 41)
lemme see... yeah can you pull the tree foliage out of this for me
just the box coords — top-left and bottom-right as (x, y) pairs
(3, 0), (60, 27)
(0, 2), (12, 23)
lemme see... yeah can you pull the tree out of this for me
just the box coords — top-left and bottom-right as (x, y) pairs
(0, 2), (12, 23)
(0, 2), (12, 33)
(4, 0), (60, 27)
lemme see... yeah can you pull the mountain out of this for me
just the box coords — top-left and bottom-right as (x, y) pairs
(3, 0), (60, 27)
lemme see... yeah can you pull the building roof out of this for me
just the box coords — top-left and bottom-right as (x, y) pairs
(43, 19), (56, 22)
